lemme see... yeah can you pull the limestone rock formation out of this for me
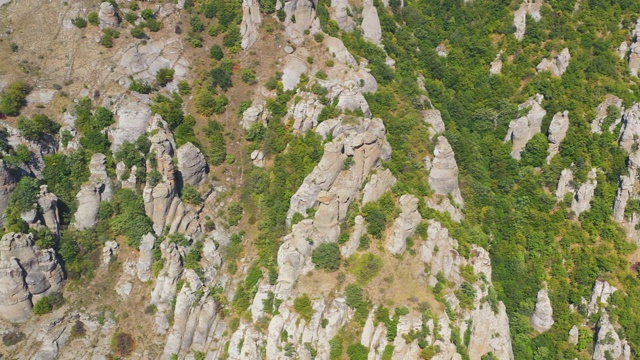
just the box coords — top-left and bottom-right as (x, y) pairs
(341, 215), (366, 258)
(630, 22), (640, 77)
(593, 311), (631, 360)
(571, 168), (597, 216)
(530, 285), (554, 333)
(613, 176), (634, 223)
(591, 94), (624, 134)
(427, 136), (464, 206)
(110, 95), (152, 150)
(514, 0), (544, 41)
(423, 109), (446, 137)
(241, 0), (262, 50)
(283, 0), (321, 45)
(289, 91), (324, 134)
(362, 169), (396, 205)
(0, 160), (16, 226)
(588, 280), (617, 316)
(177, 142), (207, 187)
(569, 325), (579, 345)
(361, 0), (382, 45)
(137, 233), (155, 282)
(618, 41), (629, 60)
(331, 0), (355, 31)
(282, 55), (308, 91)
(0, 232), (64, 322)
(547, 111), (569, 163)
(251, 150), (265, 168)
(618, 103), (640, 152)
(241, 101), (266, 129)
(536, 48), (571, 77)
(555, 168), (575, 201)
(73, 153), (113, 230)
(102, 241), (119, 265)
(386, 195), (422, 255)
(98, 2), (119, 29)
(504, 94), (546, 159)
(38, 185), (60, 237)
(436, 43), (448, 57)
(490, 51), (503, 75)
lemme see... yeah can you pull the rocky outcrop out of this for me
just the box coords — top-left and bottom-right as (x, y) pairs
(513, 0), (544, 41)
(423, 109), (446, 137)
(504, 94), (546, 159)
(73, 153), (113, 230)
(38, 185), (60, 237)
(341, 215), (365, 258)
(289, 91), (324, 134)
(282, 55), (308, 91)
(241, 101), (266, 130)
(386, 195), (421, 255)
(436, 43), (448, 57)
(530, 285), (554, 333)
(143, 123), (203, 239)
(591, 95), (624, 134)
(110, 95), (153, 150)
(556, 168), (575, 201)
(618, 103), (640, 152)
(0, 160), (16, 226)
(151, 241), (184, 330)
(361, 169), (396, 205)
(241, 0), (262, 50)
(361, 0), (382, 45)
(283, 0), (321, 45)
(613, 176), (633, 223)
(490, 51), (503, 75)
(593, 311), (631, 360)
(536, 48), (571, 77)
(426, 136), (464, 206)
(0, 232), (64, 322)
(102, 241), (119, 265)
(587, 280), (617, 316)
(251, 150), (265, 168)
(546, 111), (569, 163)
(571, 168), (597, 216)
(569, 325), (579, 345)
(331, 0), (355, 31)
(629, 21), (640, 77)
(137, 233), (155, 282)
(177, 143), (207, 187)
(98, 2), (119, 29)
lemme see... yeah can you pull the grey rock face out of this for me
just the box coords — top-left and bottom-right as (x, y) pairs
(282, 55), (308, 91)
(361, 0), (382, 45)
(569, 326), (579, 345)
(0, 232), (64, 322)
(98, 2), (119, 29)
(591, 95), (623, 134)
(241, 0), (262, 49)
(37, 185), (60, 237)
(73, 153), (113, 230)
(331, 0), (355, 31)
(361, 169), (396, 205)
(386, 195), (421, 255)
(571, 168), (597, 216)
(555, 168), (575, 201)
(111, 95), (152, 150)
(490, 51), (503, 75)
(241, 101), (266, 130)
(423, 109), (446, 137)
(618, 103), (640, 152)
(137, 233), (155, 282)
(613, 176), (634, 223)
(593, 311), (631, 360)
(177, 143), (207, 187)
(618, 41), (629, 60)
(341, 215), (365, 258)
(251, 150), (265, 168)
(283, 0), (321, 45)
(102, 241), (119, 265)
(428, 136), (464, 206)
(531, 285), (554, 333)
(504, 94), (546, 159)
(513, 0), (543, 41)
(536, 48), (571, 77)
(0, 160), (16, 226)
(588, 280), (617, 316)
(289, 91), (324, 134)
(547, 111), (569, 163)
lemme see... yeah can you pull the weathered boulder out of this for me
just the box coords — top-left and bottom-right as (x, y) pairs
(618, 103), (640, 152)
(630, 41), (640, 78)
(331, 0), (355, 31)
(282, 55), (308, 91)
(591, 95), (623, 134)
(568, 325), (579, 345)
(251, 150), (265, 168)
(531, 285), (554, 333)
(0, 232), (64, 322)
(423, 109), (446, 137)
(241, 0), (262, 50)
(504, 94), (546, 159)
(110, 96), (153, 150)
(420, 221), (465, 286)
(289, 91), (324, 134)
(341, 215), (365, 258)
(571, 168), (597, 216)
(177, 143), (207, 187)
(283, 0), (321, 45)
(593, 311), (631, 360)
(536, 48), (571, 77)
(241, 101), (266, 129)
(73, 183), (101, 230)
(137, 233), (155, 282)
(427, 136), (464, 206)
(386, 195), (422, 255)
(618, 41), (629, 60)
(547, 111), (569, 163)
(37, 185), (60, 237)
(513, 0), (543, 41)
(436, 43), (448, 57)
(613, 176), (634, 223)
(0, 160), (16, 226)
(361, 0), (382, 45)
(555, 168), (575, 201)
(102, 241), (119, 265)
(588, 280), (617, 316)
(490, 51), (503, 75)
(468, 301), (514, 360)
(98, 2), (119, 29)
(361, 169), (396, 205)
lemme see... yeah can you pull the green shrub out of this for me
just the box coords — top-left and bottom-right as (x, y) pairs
(293, 294), (314, 322)
(141, 8), (155, 20)
(350, 253), (383, 284)
(311, 243), (341, 271)
(181, 185), (202, 205)
(129, 78), (155, 94)
(9, 176), (39, 212)
(241, 69), (257, 84)
(17, 114), (60, 141)
(33, 296), (53, 315)
(123, 12), (138, 25)
(0, 82), (30, 116)
(131, 26), (146, 39)
(110, 331), (135, 357)
(347, 344), (369, 360)
(210, 44), (224, 60)
(145, 18), (161, 32)
(71, 17), (87, 28)
(177, 80), (191, 95)
(87, 12), (99, 25)
(204, 120), (227, 165)
(156, 68), (175, 87)
(190, 16), (205, 32)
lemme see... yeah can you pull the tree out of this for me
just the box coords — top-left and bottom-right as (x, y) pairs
(0, 82), (30, 116)
(293, 294), (314, 322)
(17, 114), (60, 141)
(156, 68), (175, 87)
(521, 133), (548, 167)
(10, 176), (39, 212)
(311, 243), (341, 271)
(33, 296), (53, 315)
(204, 120), (226, 165)
(210, 44), (224, 60)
